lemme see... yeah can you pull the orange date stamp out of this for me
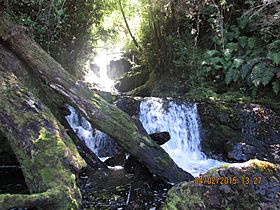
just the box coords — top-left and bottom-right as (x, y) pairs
(194, 176), (262, 185)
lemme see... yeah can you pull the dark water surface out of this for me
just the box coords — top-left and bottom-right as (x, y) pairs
(79, 168), (172, 210)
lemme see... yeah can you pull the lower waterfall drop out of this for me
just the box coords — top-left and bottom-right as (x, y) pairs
(65, 106), (119, 159)
(139, 97), (224, 176)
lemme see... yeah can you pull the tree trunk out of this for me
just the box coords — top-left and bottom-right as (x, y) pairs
(0, 70), (86, 209)
(118, 0), (141, 50)
(0, 41), (107, 171)
(0, 12), (193, 183)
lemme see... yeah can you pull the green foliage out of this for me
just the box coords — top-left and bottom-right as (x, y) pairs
(202, 6), (280, 96)
(2, 0), (117, 76)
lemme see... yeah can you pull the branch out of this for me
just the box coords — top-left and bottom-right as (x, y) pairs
(118, 0), (141, 51)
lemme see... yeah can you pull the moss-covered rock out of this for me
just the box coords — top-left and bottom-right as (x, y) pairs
(115, 67), (149, 92)
(163, 159), (280, 210)
(197, 100), (280, 163)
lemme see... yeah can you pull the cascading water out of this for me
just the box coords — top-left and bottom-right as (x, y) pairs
(65, 106), (119, 159)
(139, 97), (224, 176)
(84, 49), (122, 92)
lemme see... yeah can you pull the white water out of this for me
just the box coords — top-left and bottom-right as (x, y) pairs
(65, 106), (118, 159)
(139, 97), (224, 176)
(84, 49), (122, 92)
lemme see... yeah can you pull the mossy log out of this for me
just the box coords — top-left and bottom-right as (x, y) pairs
(0, 12), (193, 183)
(0, 71), (86, 209)
(0, 41), (106, 171)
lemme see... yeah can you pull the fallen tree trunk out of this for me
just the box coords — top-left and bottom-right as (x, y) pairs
(0, 12), (193, 183)
(0, 41), (107, 171)
(0, 71), (86, 209)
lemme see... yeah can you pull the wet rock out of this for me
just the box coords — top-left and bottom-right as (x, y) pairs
(198, 101), (280, 163)
(89, 63), (100, 77)
(108, 58), (131, 79)
(227, 143), (257, 161)
(114, 68), (149, 92)
(79, 162), (172, 209)
(59, 105), (71, 116)
(116, 96), (142, 117)
(163, 159), (280, 210)
(124, 155), (155, 180)
(149, 132), (170, 145)
(104, 152), (127, 167)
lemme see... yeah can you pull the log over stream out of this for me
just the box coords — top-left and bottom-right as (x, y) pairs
(0, 13), (193, 209)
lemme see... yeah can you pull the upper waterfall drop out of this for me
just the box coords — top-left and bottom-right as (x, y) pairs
(84, 48), (123, 92)
(139, 97), (224, 176)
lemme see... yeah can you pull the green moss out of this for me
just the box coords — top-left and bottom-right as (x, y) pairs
(184, 88), (252, 104)
(247, 159), (277, 173)
(206, 163), (230, 175)
(0, 73), (86, 209)
(163, 184), (204, 210)
(253, 97), (280, 115)
(218, 125), (239, 138)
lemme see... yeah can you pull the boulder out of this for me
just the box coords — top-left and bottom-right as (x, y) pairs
(149, 132), (170, 145)
(108, 58), (131, 79)
(89, 63), (100, 77)
(198, 101), (280, 163)
(116, 96), (142, 117)
(104, 153), (127, 167)
(163, 159), (280, 210)
(114, 68), (149, 92)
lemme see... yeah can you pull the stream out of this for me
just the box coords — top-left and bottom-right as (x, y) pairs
(65, 97), (224, 209)
(63, 51), (226, 209)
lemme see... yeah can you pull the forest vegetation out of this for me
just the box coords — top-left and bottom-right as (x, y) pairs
(0, 0), (279, 209)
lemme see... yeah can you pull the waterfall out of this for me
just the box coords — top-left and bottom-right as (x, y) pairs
(65, 106), (119, 159)
(139, 97), (224, 176)
(84, 49), (122, 92)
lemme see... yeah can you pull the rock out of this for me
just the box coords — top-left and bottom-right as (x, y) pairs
(124, 155), (154, 179)
(108, 58), (131, 79)
(151, 77), (188, 98)
(89, 63), (100, 77)
(198, 101), (280, 163)
(116, 96), (141, 117)
(104, 152), (127, 167)
(59, 105), (71, 116)
(149, 132), (170, 145)
(163, 159), (280, 210)
(114, 67), (149, 92)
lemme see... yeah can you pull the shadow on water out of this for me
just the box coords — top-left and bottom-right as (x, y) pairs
(79, 167), (172, 210)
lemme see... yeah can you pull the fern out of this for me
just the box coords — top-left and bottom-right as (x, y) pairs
(241, 57), (271, 79)
(251, 63), (276, 87)
(272, 81), (280, 95)
(268, 52), (280, 65)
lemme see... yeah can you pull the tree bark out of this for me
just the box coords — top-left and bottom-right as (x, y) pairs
(0, 41), (107, 171)
(118, 0), (141, 50)
(0, 12), (193, 183)
(0, 71), (86, 209)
